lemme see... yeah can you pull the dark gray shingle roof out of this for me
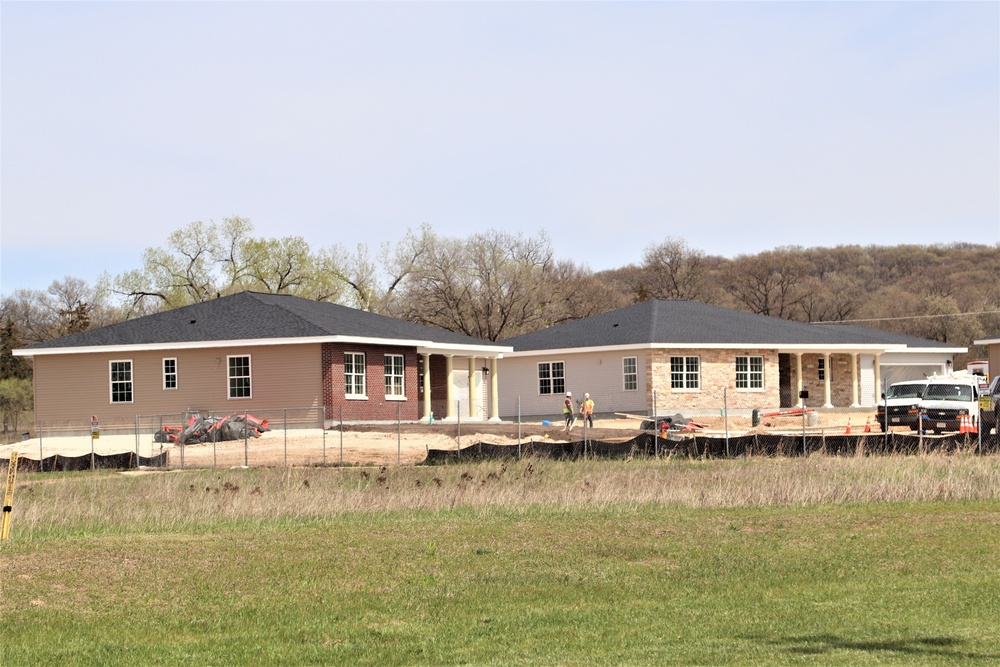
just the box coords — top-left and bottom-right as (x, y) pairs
(501, 300), (954, 351)
(22, 291), (503, 350)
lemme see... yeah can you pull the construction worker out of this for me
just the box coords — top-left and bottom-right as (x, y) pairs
(580, 393), (595, 428)
(563, 392), (575, 431)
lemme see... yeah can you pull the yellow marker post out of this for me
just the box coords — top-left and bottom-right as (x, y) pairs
(2, 451), (18, 541)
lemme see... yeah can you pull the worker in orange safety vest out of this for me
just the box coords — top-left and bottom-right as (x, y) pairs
(580, 393), (595, 428)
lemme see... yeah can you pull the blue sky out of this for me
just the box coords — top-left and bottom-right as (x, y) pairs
(2, 1), (998, 295)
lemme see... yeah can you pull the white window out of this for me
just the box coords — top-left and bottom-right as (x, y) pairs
(163, 358), (177, 390)
(110, 360), (133, 403)
(623, 357), (638, 391)
(228, 355), (252, 399)
(384, 354), (404, 398)
(538, 361), (565, 395)
(345, 352), (366, 398)
(736, 355), (764, 389)
(671, 356), (700, 390)
(818, 357), (826, 381)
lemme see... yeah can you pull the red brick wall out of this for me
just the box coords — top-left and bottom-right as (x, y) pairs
(322, 343), (420, 421)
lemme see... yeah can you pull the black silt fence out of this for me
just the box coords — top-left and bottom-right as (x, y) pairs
(1, 451), (169, 473)
(423, 432), (1000, 464)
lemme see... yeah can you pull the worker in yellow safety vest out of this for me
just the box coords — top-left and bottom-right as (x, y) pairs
(563, 392), (575, 431)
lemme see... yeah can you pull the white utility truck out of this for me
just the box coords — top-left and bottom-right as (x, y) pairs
(918, 373), (984, 434)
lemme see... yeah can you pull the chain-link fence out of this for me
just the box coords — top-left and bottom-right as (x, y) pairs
(3, 392), (998, 473)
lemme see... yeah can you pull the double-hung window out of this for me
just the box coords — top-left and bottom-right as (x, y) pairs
(345, 352), (366, 398)
(623, 357), (638, 391)
(228, 355), (252, 399)
(735, 355), (764, 389)
(671, 356), (700, 390)
(110, 360), (133, 403)
(818, 357), (826, 381)
(163, 358), (178, 390)
(538, 361), (565, 395)
(384, 354), (404, 398)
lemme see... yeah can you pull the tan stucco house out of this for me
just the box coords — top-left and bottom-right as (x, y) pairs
(497, 300), (965, 419)
(14, 291), (513, 429)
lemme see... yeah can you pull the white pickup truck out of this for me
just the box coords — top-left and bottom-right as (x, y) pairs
(876, 380), (927, 431)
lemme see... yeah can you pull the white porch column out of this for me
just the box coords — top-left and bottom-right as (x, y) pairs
(444, 355), (455, 420)
(823, 352), (833, 408)
(489, 357), (500, 422)
(468, 357), (478, 419)
(795, 353), (804, 407)
(421, 353), (432, 422)
(850, 352), (860, 408)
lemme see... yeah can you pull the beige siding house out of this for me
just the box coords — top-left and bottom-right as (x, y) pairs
(16, 292), (512, 429)
(497, 300), (964, 419)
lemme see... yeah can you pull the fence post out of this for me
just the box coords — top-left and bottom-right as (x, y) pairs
(134, 415), (140, 468)
(284, 408), (288, 468)
(339, 405), (344, 465)
(38, 420), (44, 473)
(724, 388), (730, 458)
(653, 389), (658, 458)
(457, 399), (462, 457)
(397, 403), (401, 466)
(244, 410), (249, 467)
(517, 396), (522, 460)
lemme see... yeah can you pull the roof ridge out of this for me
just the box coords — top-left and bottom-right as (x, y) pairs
(244, 291), (322, 331)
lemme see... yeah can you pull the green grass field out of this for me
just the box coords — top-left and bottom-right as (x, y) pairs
(2, 456), (999, 665)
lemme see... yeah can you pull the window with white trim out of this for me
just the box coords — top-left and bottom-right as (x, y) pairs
(163, 358), (177, 390)
(538, 361), (565, 395)
(735, 355), (764, 389)
(228, 355), (252, 399)
(623, 357), (638, 391)
(670, 356), (700, 389)
(345, 352), (366, 397)
(110, 360), (133, 403)
(817, 357), (826, 381)
(384, 354), (404, 397)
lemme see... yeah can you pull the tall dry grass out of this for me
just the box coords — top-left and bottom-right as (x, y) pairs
(8, 453), (998, 539)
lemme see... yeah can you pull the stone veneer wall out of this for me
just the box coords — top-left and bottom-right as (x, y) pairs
(798, 353), (859, 407)
(648, 349), (781, 411)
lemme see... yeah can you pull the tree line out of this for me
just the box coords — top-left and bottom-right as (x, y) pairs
(2, 216), (999, 430)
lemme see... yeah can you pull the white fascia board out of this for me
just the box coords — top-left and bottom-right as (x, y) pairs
(973, 337), (1000, 345)
(14, 335), (511, 358)
(890, 346), (967, 354)
(416, 343), (511, 357)
(503, 344), (655, 358)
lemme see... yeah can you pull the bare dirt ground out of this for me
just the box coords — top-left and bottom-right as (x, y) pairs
(0, 411), (879, 467)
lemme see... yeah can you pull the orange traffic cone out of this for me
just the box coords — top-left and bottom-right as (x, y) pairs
(844, 418), (852, 435)
(958, 414), (977, 434)
(959, 414), (969, 434)
(863, 416), (872, 433)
